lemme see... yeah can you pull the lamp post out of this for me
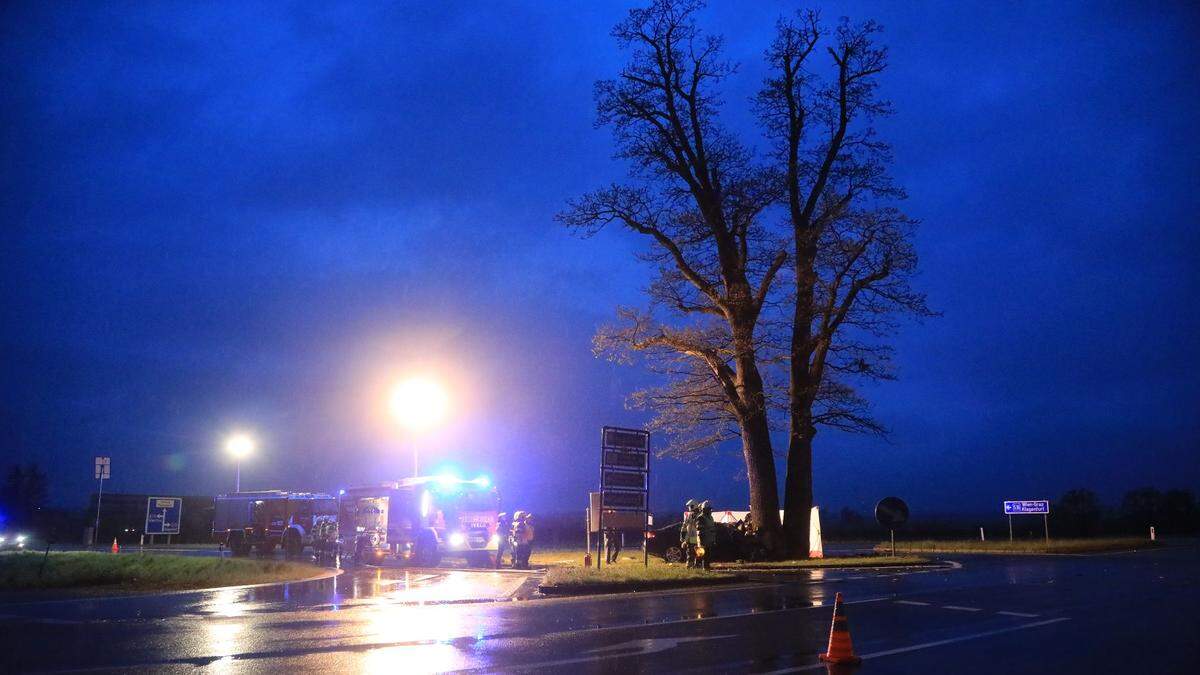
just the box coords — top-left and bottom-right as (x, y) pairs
(225, 433), (254, 493)
(389, 377), (449, 478)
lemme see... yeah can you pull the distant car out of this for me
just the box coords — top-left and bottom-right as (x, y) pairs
(645, 520), (764, 563)
(0, 533), (29, 551)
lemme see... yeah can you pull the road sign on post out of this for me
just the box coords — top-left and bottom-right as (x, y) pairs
(1003, 500), (1050, 544)
(875, 496), (909, 557)
(144, 497), (183, 543)
(92, 456), (111, 546)
(599, 426), (650, 569)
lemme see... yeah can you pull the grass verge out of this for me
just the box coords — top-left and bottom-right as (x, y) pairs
(714, 555), (929, 570)
(0, 551), (327, 592)
(539, 564), (738, 595)
(875, 537), (1156, 555)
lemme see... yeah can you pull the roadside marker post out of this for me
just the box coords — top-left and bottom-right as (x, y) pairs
(1150, 526), (1156, 541)
(979, 526), (986, 542)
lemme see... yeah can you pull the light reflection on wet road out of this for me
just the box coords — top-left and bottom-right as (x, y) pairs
(1, 545), (1197, 673)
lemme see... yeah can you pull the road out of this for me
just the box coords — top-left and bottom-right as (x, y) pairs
(0, 544), (1195, 673)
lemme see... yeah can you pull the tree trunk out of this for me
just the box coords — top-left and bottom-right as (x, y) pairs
(783, 421), (814, 557)
(741, 406), (783, 553)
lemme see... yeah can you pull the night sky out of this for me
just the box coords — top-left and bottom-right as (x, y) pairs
(3, 1), (1197, 520)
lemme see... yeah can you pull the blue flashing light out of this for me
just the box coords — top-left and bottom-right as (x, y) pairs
(473, 476), (490, 488)
(436, 472), (460, 487)
(338, 489), (346, 496)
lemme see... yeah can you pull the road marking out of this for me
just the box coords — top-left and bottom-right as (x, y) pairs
(997, 610), (1039, 618)
(942, 605), (983, 612)
(761, 617), (1071, 673)
(894, 600), (929, 606)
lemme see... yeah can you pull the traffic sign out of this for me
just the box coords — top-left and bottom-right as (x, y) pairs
(144, 497), (182, 535)
(875, 497), (909, 528)
(94, 456), (110, 480)
(598, 426), (651, 568)
(1003, 500), (1049, 515)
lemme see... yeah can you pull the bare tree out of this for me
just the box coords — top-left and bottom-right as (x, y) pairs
(757, 12), (931, 556)
(564, 1), (930, 558)
(559, 0), (789, 547)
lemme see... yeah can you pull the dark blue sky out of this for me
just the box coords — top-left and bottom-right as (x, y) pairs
(2, 1), (1197, 519)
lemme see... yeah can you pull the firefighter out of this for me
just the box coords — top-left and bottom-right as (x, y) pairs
(512, 511), (535, 569)
(697, 501), (717, 570)
(605, 526), (622, 564)
(495, 512), (512, 568)
(680, 499), (699, 568)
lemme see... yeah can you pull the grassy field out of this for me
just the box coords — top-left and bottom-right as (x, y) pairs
(0, 552), (327, 592)
(875, 538), (1156, 555)
(714, 555), (929, 569)
(533, 548), (933, 594)
(529, 547), (671, 569)
(540, 564), (736, 594)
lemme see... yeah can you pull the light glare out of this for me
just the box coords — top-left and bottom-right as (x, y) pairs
(389, 377), (449, 430)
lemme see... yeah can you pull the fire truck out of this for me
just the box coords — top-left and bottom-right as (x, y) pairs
(339, 475), (500, 567)
(213, 491), (337, 557)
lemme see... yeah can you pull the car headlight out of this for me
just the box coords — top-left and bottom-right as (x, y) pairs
(0, 536), (6, 544)
(448, 532), (466, 547)
(16, 535), (26, 543)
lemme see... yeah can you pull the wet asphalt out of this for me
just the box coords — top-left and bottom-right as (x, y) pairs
(0, 543), (1195, 673)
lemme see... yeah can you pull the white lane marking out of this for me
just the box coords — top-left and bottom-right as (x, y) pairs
(997, 610), (1039, 618)
(762, 617), (1071, 673)
(942, 605), (983, 612)
(894, 600), (930, 606)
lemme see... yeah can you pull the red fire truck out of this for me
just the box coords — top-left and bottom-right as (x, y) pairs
(213, 491), (337, 557)
(339, 475), (500, 567)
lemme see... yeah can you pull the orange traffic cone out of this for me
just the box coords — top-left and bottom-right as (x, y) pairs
(111, 538), (119, 554)
(819, 592), (861, 665)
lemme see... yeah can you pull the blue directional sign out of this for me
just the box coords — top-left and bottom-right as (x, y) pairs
(145, 497), (183, 535)
(1003, 500), (1049, 515)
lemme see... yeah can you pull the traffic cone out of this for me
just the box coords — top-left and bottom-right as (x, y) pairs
(111, 538), (119, 554)
(819, 592), (861, 665)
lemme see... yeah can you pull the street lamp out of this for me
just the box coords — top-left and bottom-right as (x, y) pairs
(389, 376), (449, 477)
(225, 433), (255, 493)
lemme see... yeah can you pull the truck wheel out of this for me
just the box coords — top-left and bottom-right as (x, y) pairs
(664, 546), (684, 563)
(283, 531), (303, 559)
(227, 532), (248, 557)
(414, 532), (440, 567)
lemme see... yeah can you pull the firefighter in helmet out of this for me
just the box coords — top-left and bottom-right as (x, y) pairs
(680, 499), (700, 568)
(495, 512), (512, 568)
(512, 511), (535, 569)
(697, 500), (717, 570)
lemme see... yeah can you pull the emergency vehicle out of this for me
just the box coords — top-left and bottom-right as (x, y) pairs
(213, 490), (337, 557)
(339, 475), (500, 567)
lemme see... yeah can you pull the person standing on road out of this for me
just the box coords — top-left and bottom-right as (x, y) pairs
(512, 511), (535, 569)
(605, 526), (622, 564)
(495, 512), (512, 568)
(697, 501), (717, 571)
(680, 499), (699, 568)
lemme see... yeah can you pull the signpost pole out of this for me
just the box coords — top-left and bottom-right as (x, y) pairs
(93, 474), (105, 547)
(1008, 515), (1013, 542)
(890, 528), (895, 557)
(1043, 512), (1049, 545)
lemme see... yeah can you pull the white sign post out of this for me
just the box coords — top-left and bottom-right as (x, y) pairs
(93, 456), (111, 546)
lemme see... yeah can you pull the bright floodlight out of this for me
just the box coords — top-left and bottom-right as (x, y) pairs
(225, 433), (255, 459)
(389, 377), (449, 430)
